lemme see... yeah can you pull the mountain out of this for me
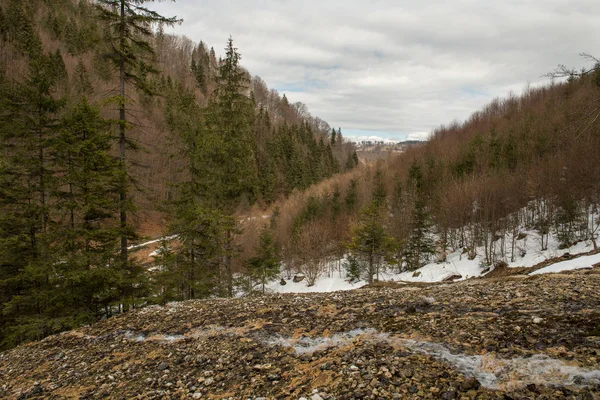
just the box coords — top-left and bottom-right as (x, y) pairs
(263, 69), (600, 289)
(355, 140), (424, 163)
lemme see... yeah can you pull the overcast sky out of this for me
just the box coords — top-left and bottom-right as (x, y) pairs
(153, 0), (600, 142)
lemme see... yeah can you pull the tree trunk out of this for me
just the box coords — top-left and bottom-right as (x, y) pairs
(118, 0), (128, 269)
(225, 229), (233, 297)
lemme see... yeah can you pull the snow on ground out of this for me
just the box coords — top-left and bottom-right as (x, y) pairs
(269, 228), (598, 294)
(128, 235), (179, 251)
(267, 275), (367, 294)
(530, 252), (600, 275)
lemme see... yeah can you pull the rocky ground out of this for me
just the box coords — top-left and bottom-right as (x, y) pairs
(1, 269), (600, 399)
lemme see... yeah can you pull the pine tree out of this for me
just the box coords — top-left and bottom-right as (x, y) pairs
(204, 37), (258, 206)
(247, 226), (280, 295)
(6, 0), (42, 58)
(0, 51), (116, 347)
(73, 60), (93, 97)
(404, 163), (435, 271)
(163, 82), (230, 301)
(344, 255), (361, 282)
(168, 194), (232, 301)
(345, 179), (359, 211)
(191, 42), (209, 94)
(95, 0), (179, 259)
(94, 0), (180, 304)
(331, 185), (342, 218)
(50, 98), (122, 326)
(372, 169), (387, 209)
(347, 202), (396, 284)
(201, 37), (258, 297)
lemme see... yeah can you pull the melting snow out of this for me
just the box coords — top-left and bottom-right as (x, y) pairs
(268, 227), (599, 293)
(265, 328), (377, 354)
(264, 330), (600, 389)
(127, 235), (178, 251)
(529, 252), (600, 275)
(400, 339), (600, 390)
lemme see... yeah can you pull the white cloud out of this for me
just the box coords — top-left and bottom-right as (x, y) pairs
(153, 0), (600, 140)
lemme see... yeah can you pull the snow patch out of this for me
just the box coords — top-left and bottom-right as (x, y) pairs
(267, 276), (367, 294)
(268, 225), (599, 293)
(122, 330), (186, 343)
(123, 331), (146, 342)
(529, 252), (600, 275)
(265, 328), (377, 355)
(128, 234), (178, 251)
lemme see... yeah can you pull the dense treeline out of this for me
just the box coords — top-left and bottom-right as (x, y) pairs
(267, 64), (600, 284)
(0, 0), (357, 349)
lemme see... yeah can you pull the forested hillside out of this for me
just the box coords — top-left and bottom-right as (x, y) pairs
(0, 0), (357, 349)
(266, 62), (600, 285)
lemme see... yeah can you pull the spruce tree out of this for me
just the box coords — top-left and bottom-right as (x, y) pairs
(404, 163), (435, 271)
(50, 98), (122, 325)
(73, 60), (93, 97)
(191, 41), (209, 94)
(163, 81), (230, 301)
(372, 169), (387, 209)
(204, 37), (258, 206)
(94, 0), (181, 284)
(202, 37), (258, 297)
(347, 202), (396, 284)
(247, 226), (280, 295)
(344, 255), (361, 282)
(345, 179), (359, 211)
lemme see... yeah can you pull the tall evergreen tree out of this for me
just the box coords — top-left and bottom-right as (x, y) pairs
(94, 0), (180, 282)
(345, 179), (359, 211)
(202, 37), (258, 297)
(49, 98), (122, 327)
(191, 41), (209, 94)
(163, 81), (231, 301)
(372, 169), (387, 209)
(404, 163), (435, 271)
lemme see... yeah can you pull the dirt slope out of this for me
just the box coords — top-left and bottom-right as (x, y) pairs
(1, 270), (599, 399)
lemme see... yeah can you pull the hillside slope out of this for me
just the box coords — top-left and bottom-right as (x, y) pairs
(1, 269), (599, 399)
(260, 66), (600, 291)
(0, 0), (359, 348)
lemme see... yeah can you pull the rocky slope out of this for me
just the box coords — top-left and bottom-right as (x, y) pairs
(1, 269), (600, 399)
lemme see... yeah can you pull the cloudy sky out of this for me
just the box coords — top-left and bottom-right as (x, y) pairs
(154, 0), (600, 142)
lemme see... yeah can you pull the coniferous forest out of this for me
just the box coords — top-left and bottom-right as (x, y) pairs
(0, 0), (357, 349)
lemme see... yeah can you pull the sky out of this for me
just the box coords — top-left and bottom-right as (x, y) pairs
(153, 0), (600, 142)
